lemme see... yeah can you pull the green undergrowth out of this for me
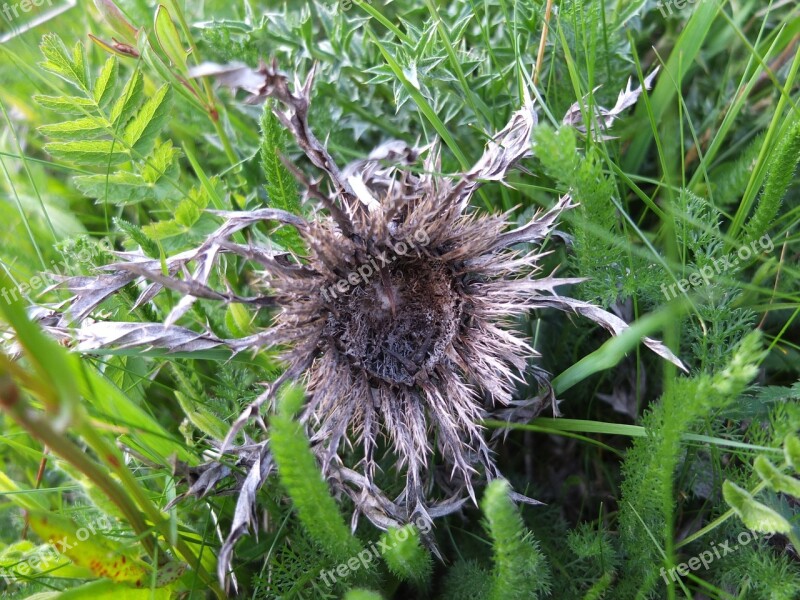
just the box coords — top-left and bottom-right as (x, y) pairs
(0, 0), (798, 598)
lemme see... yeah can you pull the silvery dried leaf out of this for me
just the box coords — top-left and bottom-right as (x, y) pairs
(562, 68), (659, 138)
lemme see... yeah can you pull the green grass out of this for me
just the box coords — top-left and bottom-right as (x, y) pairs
(0, 0), (799, 598)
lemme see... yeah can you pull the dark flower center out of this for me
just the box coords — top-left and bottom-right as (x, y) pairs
(325, 260), (461, 386)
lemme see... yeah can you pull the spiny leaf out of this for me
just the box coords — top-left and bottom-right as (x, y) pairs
(260, 101), (304, 253)
(260, 101), (301, 215)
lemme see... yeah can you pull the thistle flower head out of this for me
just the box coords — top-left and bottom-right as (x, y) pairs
(19, 61), (679, 581)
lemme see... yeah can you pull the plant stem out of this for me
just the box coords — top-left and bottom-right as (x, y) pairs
(534, 0), (554, 86)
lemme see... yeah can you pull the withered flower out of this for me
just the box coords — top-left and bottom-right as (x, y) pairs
(26, 61), (678, 582)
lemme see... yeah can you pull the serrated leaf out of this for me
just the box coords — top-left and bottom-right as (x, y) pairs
(722, 480), (793, 534)
(45, 140), (129, 166)
(142, 140), (180, 183)
(174, 187), (208, 227)
(123, 85), (173, 155)
(110, 70), (144, 127)
(154, 5), (188, 72)
(754, 456), (800, 497)
(94, 57), (119, 107)
(74, 172), (150, 204)
(33, 95), (97, 114)
(142, 219), (187, 240)
(39, 117), (109, 140)
(71, 40), (88, 88)
(113, 218), (160, 259)
(39, 34), (89, 91)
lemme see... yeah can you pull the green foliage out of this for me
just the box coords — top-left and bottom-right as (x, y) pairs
(169, 363), (228, 442)
(379, 525), (431, 587)
(270, 385), (366, 570)
(259, 104), (298, 212)
(0, 1), (798, 599)
(717, 543), (800, 600)
(722, 481), (792, 534)
(532, 124), (627, 305)
(616, 332), (766, 596)
(35, 36), (180, 205)
(260, 101), (304, 252)
(785, 435), (800, 469)
(564, 523), (619, 597)
(668, 190), (756, 372)
(141, 183), (212, 245)
(723, 432), (800, 551)
(344, 589), (383, 600)
(438, 560), (492, 600)
(114, 217), (160, 258)
(754, 455), (800, 497)
(481, 479), (551, 600)
(709, 132), (765, 208)
(744, 117), (800, 245)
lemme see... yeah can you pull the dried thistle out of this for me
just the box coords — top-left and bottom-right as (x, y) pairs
(21, 61), (680, 585)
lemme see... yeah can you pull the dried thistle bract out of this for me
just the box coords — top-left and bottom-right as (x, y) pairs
(22, 60), (678, 585)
